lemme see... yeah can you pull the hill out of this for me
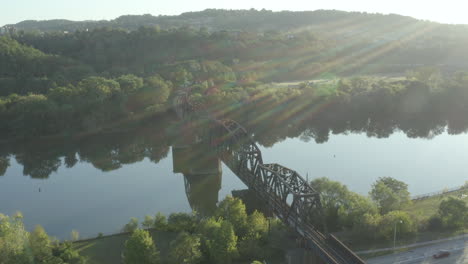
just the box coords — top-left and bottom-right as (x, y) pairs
(4, 9), (423, 33)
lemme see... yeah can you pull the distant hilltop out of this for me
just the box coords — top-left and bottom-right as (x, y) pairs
(1, 9), (434, 33)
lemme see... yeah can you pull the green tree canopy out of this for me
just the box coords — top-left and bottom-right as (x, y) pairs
(29, 225), (52, 263)
(438, 197), (467, 229)
(117, 74), (144, 94)
(214, 196), (248, 236)
(167, 213), (197, 233)
(311, 177), (377, 231)
(153, 212), (168, 231)
(168, 232), (202, 264)
(370, 177), (410, 214)
(0, 213), (33, 264)
(377, 210), (415, 240)
(142, 215), (155, 229)
(122, 229), (160, 264)
(122, 217), (139, 233)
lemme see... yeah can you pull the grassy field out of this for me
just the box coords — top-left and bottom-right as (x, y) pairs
(404, 187), (468, 220)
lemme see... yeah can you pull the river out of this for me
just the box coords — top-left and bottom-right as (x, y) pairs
(0, 116), (467, 239)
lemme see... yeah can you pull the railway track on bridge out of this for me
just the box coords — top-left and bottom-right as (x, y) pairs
(174, 90), (366, 264)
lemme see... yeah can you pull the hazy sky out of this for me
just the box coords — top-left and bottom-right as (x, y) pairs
(2, 0), (468, 26)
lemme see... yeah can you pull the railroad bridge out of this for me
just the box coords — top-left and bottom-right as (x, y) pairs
(173, 90), (366, 264)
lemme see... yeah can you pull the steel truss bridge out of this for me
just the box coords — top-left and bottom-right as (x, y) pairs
(174, 91), (366, 264)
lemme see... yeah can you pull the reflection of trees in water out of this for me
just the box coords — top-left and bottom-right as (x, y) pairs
(236, 82), (468, 146)
(0, 156), (9, 176)
(4, 80), (468, 179)
(16, 154), (61, 179)
(0, 117), (173, 178)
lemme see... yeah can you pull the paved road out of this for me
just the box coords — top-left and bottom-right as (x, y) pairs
(367, 236), (467, 264)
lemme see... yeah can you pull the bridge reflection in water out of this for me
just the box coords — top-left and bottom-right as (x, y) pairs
(171, 133), (222, 217)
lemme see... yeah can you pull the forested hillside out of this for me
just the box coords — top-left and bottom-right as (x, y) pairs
(1, 9), (468, 139)
(4, 9), (468, 76)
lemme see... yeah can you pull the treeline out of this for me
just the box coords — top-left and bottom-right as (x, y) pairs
(0, 73), (172, 137)
(0, 33), (322, 137)
(208, 68), (468, 146)
(7, 9), (468, 75)
(0, 116), (172, 178)
(311, 177), (468, 244)
(10, 27), (323, 79)
(119, 196), (287, 264)
(4, 68), (468, 178)
(2, 23), (468, 139)
(0, 213), (87, 264)
(7, 9), (420, 32)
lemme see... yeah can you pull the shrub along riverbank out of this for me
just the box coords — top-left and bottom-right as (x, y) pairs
(75, 196), (292, 264)
(76, 180), (467, 263)
(327, 179), (468, 251)
(1, 180), (466, 263)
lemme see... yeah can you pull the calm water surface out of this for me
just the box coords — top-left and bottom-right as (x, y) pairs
(1, 130), (467, 239)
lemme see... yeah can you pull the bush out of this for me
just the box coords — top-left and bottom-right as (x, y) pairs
(439, 197), (467, 229)
(377, 211), (416, 240)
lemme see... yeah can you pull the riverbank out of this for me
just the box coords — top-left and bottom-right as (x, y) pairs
(337, 187), (468, 256)
(74, 228), (291, 264)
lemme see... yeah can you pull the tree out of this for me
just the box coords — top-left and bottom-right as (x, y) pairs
(370, 177), (410, 214)
(122, 218), (139, 233)
(29, 225), (52, 263)
(209, 220), (238, 264)
(142, 215), (155, 229)
(310, 177), (351, 230)
(238, 211), (268, 260)
(310, 177), (377, 231)
(352, 213), (382, 240)
(52, 241), (87, 264)
(122, 229), (160, 264)
(0, 213), (33, 264)
(117, 74), (144, 94)
(8, 94), (58, 135)
(377, 211), (415, 240)
(168, 232), (202, 264)
(215, 196), (248, 236)
(338, 193), (378, 229)
(198, 217), (238, 264)
(153, 212), (167, 231)
(77, 76), (120, 106)
(167, 213), (197, 233)
(406, 66), (442, 91)
(246, 211), (268, 238)
(438, 197), (467, 229)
